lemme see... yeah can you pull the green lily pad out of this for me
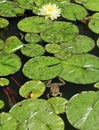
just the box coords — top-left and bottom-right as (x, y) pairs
(40, 22), (79, 43)
(25, 33), (41, 43)
(0, 112), (17, 130)
(0, 78), (9, 87)
(3, 36), (23, 53)
(94, 82), (99, 89)
(0, 1), (25, 17)
(28, 111), (64, 130)
(88, 13), (99, 34)
(0, 53), (21, 76)
(22, 56), (63, 80)
(10, 99), (54, 124)
(97, 38), (99, 48)
(0, 100), (4, 109)
(17, 16), (52, 33)
(66, 91), (99, 130)
(21, 43), (45, 57)
(0, 39), (4, 50)
(62, 3), (88, 21)
(14, 0), (35, 10)
(59, 54), (99, 84)
(48, 97), (68, 114)
(83, 0), (99, 11)
(0, 18), (9, 28)
(19, 80), (45, 98)
(45, 44), (62, 54)
(60, 35), (95, 53)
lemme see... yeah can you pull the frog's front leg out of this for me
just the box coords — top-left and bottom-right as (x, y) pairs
(45, 80), (52, 88)
(58, 77), (65, 86)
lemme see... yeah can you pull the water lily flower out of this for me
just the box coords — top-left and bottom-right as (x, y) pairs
(38, 3), (61, 20)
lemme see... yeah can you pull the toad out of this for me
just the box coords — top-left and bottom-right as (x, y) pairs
(45, 77), (65, 98)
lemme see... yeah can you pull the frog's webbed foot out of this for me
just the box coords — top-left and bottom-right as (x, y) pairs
(58, 77), (65, 86)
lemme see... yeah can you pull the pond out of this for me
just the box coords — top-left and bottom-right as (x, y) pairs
(0, 0), (99, 130)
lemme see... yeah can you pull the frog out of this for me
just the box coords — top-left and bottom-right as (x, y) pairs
(45, 77), (65, 98)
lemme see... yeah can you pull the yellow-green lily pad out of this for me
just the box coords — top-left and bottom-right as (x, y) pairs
(0, 39), (4, 50)
(0, 112), (17, 130)
(21, 43), (45, 57)
(0, 18), (9, 28)
(19, 80), (46, 98)
(62, 3), (88, 21)
(88, 13), (99, 34)
(48, 97), (68, 114)
(0, 53), (21, 76)
(3, 36), (23, 53)
(0, 100), (4, 109)
(0, 1), (25, 17)
(0, 78), (9, 87)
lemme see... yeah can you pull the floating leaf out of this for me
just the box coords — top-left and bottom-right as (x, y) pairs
(21, 43), (45, 57)
(10, 99), (54, 125)
(3, 36), (23, 53)
(0, 78), (9, 87)
(0, 112), (17, 130)
(17, 16), (52, 33)
(40, 22), (79, 43)
(28, 111), (64, 130)
(94, 82), (99, 89)
(0, 18), (9, 28)
(0, 1), (24, 17)
(19, 80), (45, 98)
(0, 39), (4, 50)
(88, 13), (99, 34)
(48, 97), (67, 114)
(59, 54), (99, 84)
(66, 91), (99, 130)
(14, 0), (35, 10)
(83, 0), (99, 11)
(97, 38), (99, 48)
(62, 3), (88, 21)
(22, 56), (63, 80)
(0, 100), (4, 109)
(0, 53), (21, 76)
(45, 44), (61, 54)
(25, 33), (41, 43)
(60, 35), (95, 53)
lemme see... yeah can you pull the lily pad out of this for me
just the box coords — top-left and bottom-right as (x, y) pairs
(14, 0), (35, 10)
(88, 13), (99, 34)
(25, 33), (41, 43)
(10, 99), (54, 124)
(0, 100), (4, 109)
(59, 54), (99, 84)
(60, 35), (95, 53)
(22, 56), (63, 80)
(94, 82), (99, 89)
(66, 91), (99, 130)
(17, 16), (52, 33)
(62, 3), (88, 21)
(28, 111), (64, 130)
(21, 43), (45, 57)
(0, 18), (9, 28)
(3, 36), (23, 53)
(48, 97), (67, 114)
(40, 22), (79, 43)
(0, 78), (9, 87)
(0, 1), (25, 17)
(19, 80), (46, 98)
(0, 112), (17, 130)
(0, 53), (21, 76)
(0, 39), (4, 50)
(97, 38), (99, 48)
